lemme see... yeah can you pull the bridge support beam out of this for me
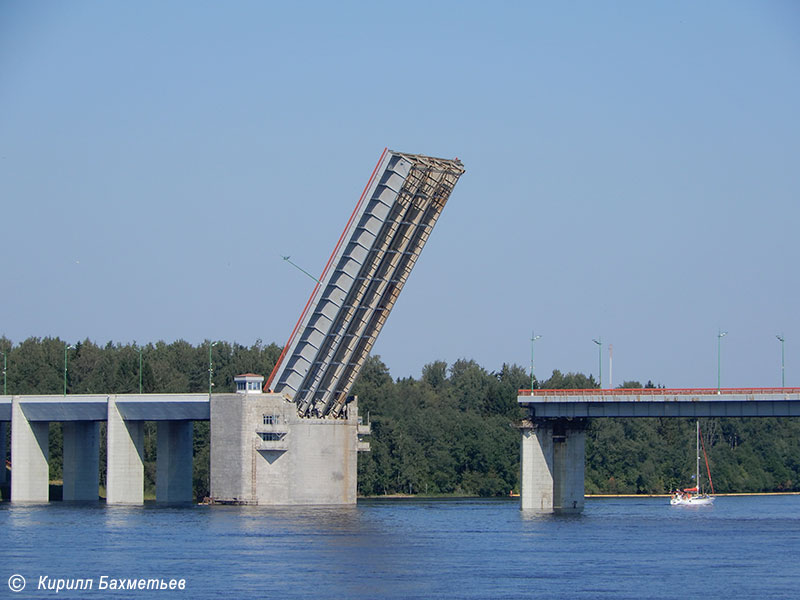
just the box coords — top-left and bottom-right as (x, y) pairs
(10, 398), (50, 503)
(156, 421), (193, 503)
(62, 421), (100, 501)
(106, 396), (144, 504)
(520, 418), (587, 514)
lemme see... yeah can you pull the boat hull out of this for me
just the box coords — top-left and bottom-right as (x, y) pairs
(670, 495), (714, 506)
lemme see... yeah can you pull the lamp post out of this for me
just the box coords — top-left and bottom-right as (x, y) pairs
(609, 343), (613, 390)
(208, 341), (218, 398)
(776, 334), (785, 389)
(530, 332), (542, 392)
(1, 350), (6, 394)
(592, 337), (602, 389)
(717, 330), (727, 394)
(133, 343), (143, 394)
(282, 255), (321, 284)
(64, 343), (76, 396)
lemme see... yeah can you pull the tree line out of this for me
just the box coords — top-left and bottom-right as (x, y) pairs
(0, 336), (281, 498)
(1, 336), (798, 499)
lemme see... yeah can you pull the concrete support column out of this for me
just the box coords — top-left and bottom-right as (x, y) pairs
(106, 396), (144, 504)
(553, 424), (586, 514)
(520, 420), (554, 512)
(0, 421), (8, 486)
(156, 421), (193, 503)
(520, 418), (587, 514)
(62, 421), (100, 501)
(10, 398), (50, 503)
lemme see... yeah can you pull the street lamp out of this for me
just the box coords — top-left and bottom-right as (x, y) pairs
(609, 343), (613, 390)
(776, 334), (785, 389)
(592, 337), (602, 389)
(208, 341), (219, 397)
(530, 332), (542, 392)
(64, 343), (76, 396)
(717, 330), (727, 394)
(282, 255), (321, 284)
(133, 342), (143, 394)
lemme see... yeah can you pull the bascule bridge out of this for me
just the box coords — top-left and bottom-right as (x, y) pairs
(0, 149), (465, 506)
(209, 149), (465, 504)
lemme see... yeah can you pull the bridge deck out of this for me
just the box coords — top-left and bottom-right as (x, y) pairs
(518, 388), (800, 418)
(0, 394), (210, 422)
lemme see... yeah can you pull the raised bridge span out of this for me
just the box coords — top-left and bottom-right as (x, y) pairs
(267, 149), (465, 419)
(516, 388), (800, 513)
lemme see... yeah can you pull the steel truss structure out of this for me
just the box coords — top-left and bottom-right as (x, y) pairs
(267, 149), (465, 418)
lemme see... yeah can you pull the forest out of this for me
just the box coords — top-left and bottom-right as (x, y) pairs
(2, 336), (799, 499)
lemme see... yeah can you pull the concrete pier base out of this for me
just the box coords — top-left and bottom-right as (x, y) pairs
(552, 422), (586, 513)
(520, 421), (554, 512)
(210, 393), (366, 505)
(62, 421), (100, 501)
(106, 396), (144, 504)
(10, 398), (50, 503)
(0, 421), (8, 487)
(520, 418), (587, 514)
(156, 421), (193, 503)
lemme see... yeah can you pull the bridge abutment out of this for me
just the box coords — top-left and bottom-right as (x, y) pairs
(520, 418), (586, 514)
(156, 421), (193, 503)
(106, 396), (144, 505)
(62, 421), (99, 501)
(10, 398), (50, 503)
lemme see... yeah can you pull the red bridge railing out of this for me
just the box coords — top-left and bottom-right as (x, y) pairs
(518, 387), (800, 397)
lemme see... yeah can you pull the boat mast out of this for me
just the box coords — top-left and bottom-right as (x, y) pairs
(696, 420), (701, 495)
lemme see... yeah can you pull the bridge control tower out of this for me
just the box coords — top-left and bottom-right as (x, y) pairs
(210, 149), (465, 504)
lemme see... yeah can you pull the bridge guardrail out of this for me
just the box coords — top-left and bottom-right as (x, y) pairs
(518, 387), (800, 397)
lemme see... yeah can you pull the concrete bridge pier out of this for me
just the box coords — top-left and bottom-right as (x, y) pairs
(62, 421), (100, 501)
(156, 421), (193, 503)
(106, 396), (144, 505)
(0, 421), (8, 487)
(10, 398), (50, 502)
(520, 418), (587, 514)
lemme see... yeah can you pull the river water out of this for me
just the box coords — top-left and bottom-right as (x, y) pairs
(2, 495), (799, 599)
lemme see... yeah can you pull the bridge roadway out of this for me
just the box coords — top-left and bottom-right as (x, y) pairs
(516, 388), (800, 515)
(0, 394), (209, 504)
(518, 387), (800, 418)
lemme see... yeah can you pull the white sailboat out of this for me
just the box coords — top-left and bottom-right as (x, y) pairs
(670, 421), (715, 506)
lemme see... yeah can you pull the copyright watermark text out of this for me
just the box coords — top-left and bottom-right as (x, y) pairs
(8, 574), (187, 593)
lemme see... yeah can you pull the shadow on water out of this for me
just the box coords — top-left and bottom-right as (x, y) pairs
(520, 509), (584, 522)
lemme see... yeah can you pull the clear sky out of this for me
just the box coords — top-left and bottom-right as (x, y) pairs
(2, 1), (799, 388)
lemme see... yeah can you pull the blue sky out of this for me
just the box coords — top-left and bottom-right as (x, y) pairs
(2, 1), (799, 388)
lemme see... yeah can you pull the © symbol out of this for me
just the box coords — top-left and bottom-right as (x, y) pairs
(8, 574), (26, 593)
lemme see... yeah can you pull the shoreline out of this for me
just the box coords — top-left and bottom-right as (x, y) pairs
(586, 492), (800, 498)
(360, 491), (800, 500)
